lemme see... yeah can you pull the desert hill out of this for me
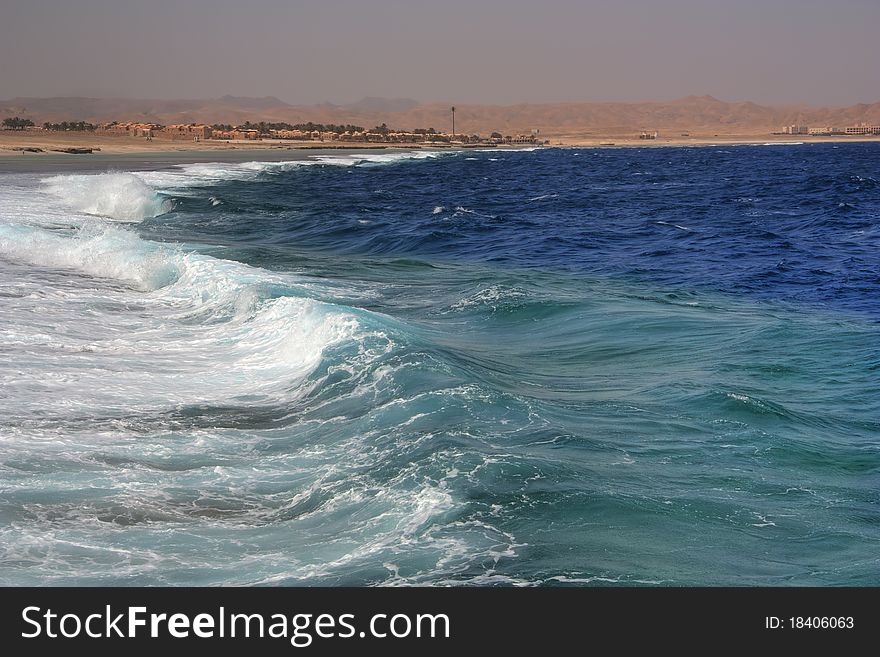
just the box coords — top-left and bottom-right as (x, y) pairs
(3, 95), (880, 137)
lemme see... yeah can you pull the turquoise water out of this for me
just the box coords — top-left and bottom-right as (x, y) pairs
(0, 145), (878, 585)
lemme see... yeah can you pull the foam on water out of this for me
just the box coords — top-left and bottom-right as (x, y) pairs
(136, 150), (448, 191)
(0, 230), (370, 415)
(312, 151), (444, 166)
(0, 171), (386, 417)
(44, 172), (171, 222)
(0, 222), (178, 289)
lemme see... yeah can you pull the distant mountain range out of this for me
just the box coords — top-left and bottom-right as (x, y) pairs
(2, 95), (880, 136)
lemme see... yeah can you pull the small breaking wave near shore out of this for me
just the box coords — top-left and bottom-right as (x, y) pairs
(44, 172), (172, 222)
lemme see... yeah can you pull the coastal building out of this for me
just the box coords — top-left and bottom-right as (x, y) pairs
(808, 126), (840, 136)
(510, 134), (540, 144)
(209, 128), (260, 140)
(779, 124), (878, 136)
(84, 118), (541, 146)
(96, 122), (160, 138)
(52, 115), (531, 147)
(374, 131), (421, 143)
(269, 129), (327, 140)
(639, 131), (659, 140)
(158, 124), (213, 141)
(844, 123), (880, 135)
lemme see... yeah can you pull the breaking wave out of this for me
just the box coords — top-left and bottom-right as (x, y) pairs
(44, 172), (171, 222)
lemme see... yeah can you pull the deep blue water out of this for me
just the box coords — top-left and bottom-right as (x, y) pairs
(0, 143), (878, 585)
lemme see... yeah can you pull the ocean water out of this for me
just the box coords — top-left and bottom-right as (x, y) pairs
(0, 143), (878, 586)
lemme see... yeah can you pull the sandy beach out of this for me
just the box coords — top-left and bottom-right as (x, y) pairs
(0, 130), (408, 157)
(1, 129), (879, 174)
(0, 130), (880, 157)
(0, 131), (447, 172)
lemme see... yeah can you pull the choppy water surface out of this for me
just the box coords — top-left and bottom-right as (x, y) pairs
(0, 144), (878, 585)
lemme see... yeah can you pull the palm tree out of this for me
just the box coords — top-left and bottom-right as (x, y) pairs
(2, 117), (34, 130)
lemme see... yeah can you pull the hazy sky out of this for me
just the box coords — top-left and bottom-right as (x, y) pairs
(2, 0), (879, 106)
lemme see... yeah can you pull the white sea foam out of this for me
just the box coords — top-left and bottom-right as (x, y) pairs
(0, 177), (370, 412)
(452, 206), (497, 219)
(134, 151), (446, 191)
(449, 285), (527, 313)
(656, 220), (692, 231)
(310, 150), (444, 167)
(0, 222), (178, 289)
(43, 173), (171, 222)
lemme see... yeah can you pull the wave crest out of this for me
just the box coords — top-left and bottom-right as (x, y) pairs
(0, 222), (179, 290)
(44, 172), (171, 222)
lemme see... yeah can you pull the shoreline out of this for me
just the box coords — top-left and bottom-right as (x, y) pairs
(0, 145), (416, 173)
(2, 131), (879, 173)
(549, 134), (880, 149)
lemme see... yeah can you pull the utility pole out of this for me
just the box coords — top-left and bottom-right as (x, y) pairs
(451, 106), (455, 138)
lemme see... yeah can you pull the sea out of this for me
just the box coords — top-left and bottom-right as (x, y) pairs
(0, 143), (878, 586)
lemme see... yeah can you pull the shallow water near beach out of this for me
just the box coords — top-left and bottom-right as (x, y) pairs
(0, 143), (878, 585)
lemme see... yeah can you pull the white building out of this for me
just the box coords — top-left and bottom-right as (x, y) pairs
(844, 124), (880, 135)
